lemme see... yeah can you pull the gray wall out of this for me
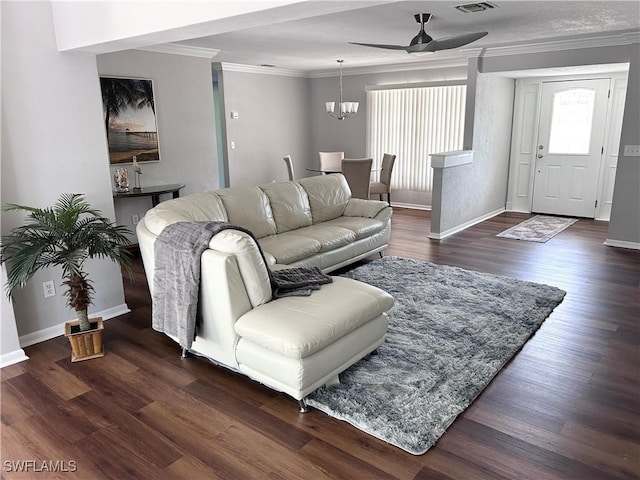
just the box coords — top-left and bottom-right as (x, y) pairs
(432, 73), (515, 235)
(608, 42), (640, 245)
(215, 63), (467, 202)
(97, 50), (219, 241)
(480, 42), (640, 246)
(1, 1), (127, 337)
(217, 68), (311, 187)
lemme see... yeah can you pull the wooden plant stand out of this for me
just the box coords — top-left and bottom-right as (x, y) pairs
(64, 317), (105, 362)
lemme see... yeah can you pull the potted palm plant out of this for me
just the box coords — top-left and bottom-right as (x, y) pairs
(1, 193), (133, 362)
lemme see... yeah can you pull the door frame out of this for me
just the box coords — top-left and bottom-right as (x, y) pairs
(532, 78), (611, 218)
(506, 70), (628, 221)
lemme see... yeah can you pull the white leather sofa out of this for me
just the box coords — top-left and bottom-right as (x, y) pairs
(136, 174), (394, 410)
(141, 174), (392, 272)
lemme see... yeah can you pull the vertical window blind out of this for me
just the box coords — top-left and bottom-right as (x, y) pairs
(366, 85), (466, 192)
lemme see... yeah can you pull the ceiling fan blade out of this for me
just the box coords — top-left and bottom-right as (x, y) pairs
(349, 42), (409, 51)
(408, 31), (488, 53)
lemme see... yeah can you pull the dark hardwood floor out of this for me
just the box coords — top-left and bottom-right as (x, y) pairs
(2, 209), (639, 479)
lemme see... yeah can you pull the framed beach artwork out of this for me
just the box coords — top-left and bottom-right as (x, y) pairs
(99, 76), (160, 164)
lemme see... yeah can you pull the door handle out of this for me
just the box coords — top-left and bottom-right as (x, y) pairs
(537, 154), (544, 158)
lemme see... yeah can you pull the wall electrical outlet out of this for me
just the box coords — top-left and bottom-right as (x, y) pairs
(43, 280), (55, 298)
(132, 214), (140, 225)
(623, 145), (640, 157)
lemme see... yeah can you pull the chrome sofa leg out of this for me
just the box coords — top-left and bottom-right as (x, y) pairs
(181, 347), (189, 358)
(298, 399), (309, 414)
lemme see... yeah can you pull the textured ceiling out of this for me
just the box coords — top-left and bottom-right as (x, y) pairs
(173, 1), (640, 72)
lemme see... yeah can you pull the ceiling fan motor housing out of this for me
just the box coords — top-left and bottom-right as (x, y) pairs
(414, 13), (432, 24)
(411, 13), (434, 45)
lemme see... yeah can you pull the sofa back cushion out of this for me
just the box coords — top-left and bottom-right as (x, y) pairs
(260, 182), (313, 233)
(217, 186), (278, 238)
(298, 174), (351, 223)
(144, 192), (227, 236)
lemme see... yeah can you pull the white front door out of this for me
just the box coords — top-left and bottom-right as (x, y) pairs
(532, 79), (610, 218)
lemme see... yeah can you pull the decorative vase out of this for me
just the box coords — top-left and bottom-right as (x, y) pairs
(133, 172), (142, 191)
(114, 168), (129, 192)
(64, 317), (105, 362)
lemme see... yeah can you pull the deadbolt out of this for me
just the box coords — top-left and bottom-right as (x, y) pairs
(538, 145), (544, 150)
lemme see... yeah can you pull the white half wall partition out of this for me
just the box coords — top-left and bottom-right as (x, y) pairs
(429, 150), (505, 239)
(429, 69), (514, 239)
(430, 150), (473, 239)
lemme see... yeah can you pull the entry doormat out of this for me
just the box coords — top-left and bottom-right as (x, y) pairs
(307, 256), (566, 455)
(496, 215), (578, 242)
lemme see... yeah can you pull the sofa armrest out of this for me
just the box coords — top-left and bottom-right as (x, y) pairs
(344, 198), (390, 219)
(208, 230), (272, 307)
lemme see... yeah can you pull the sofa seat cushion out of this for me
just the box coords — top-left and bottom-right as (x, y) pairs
(291, 224), (356, 252)
(234, 277), (394, 359)
(259, 233), (321, 264)
(323, 216), (386, 239)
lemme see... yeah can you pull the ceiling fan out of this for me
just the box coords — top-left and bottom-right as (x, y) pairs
(350, 13), (488, 54)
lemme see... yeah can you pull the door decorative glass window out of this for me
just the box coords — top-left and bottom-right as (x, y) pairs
(547, 88), (596, 155)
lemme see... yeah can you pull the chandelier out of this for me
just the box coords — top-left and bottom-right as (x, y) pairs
(325, 60), (359, 120)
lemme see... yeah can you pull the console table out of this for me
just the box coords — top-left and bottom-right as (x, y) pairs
(113, 183), (185, 207)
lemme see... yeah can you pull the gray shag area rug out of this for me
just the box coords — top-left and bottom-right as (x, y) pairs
(306, 256), (566, 455)
(496, 215), (578, 242)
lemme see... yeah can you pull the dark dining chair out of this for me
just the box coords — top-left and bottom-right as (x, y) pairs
(369, 153), (397, 204)
(341, 158), (373, 200)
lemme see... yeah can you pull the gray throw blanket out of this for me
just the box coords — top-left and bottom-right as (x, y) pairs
(152, 221), (332, 349)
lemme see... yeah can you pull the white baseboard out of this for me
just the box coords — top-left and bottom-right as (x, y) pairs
(429, 207), (505, 240)
(390, 202), (432, 211)
(603, 239), (640, 250)
(0, 349), (29, 368)
(19, 303), (130, 348)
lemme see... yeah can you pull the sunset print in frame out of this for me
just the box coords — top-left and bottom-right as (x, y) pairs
(100, 76), (160, 165)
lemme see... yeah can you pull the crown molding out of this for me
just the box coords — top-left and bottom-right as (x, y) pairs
(214, 62), (308, 78)
(308, 55), (467, 78)
(214, 56), (467, 79)
(462, 30), (640, 58)
(137, 43), (220, 59)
